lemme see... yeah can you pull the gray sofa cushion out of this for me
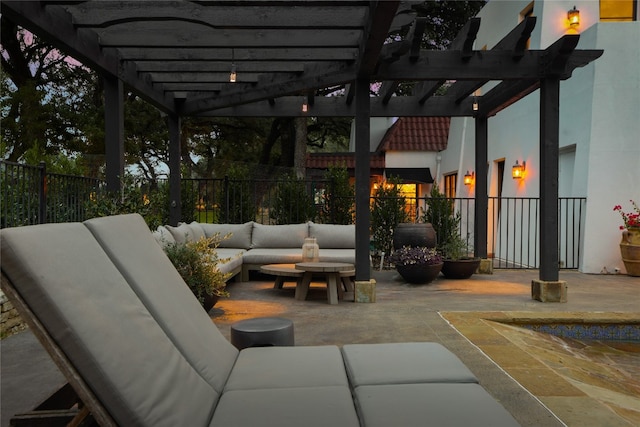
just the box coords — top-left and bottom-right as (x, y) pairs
(85, 214), (239, 393)
(309, 223), (355, 249)
(354, 383), (520, 427)
(0, 223), (218, 427)
(200, 222), (253, 249)
(341, 342), (477, 387)
(211, 386), (360, 427)
(251, 223), (308, 248)
(165, 222), (195, 244)
(152, 225), (176, 247)
(240, 248), (304, 265)
(318, 248), (356, 264)
(188, 221), (206, 241)
(224, 346), (349, 392)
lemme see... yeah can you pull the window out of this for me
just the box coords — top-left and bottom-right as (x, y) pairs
(600, 0), (637, 21)
(444, 173), (457, 198)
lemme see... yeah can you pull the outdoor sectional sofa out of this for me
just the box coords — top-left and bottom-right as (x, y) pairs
(153, 220), (357, 282)
(0, 213), (520, 426)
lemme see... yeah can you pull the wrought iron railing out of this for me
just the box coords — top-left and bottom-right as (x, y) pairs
(0, 163), (585, 269)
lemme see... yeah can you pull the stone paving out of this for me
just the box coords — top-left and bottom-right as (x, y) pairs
(2, 268), (639, 427)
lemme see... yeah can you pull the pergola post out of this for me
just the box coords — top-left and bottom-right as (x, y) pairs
(474, 116), (490, 272)
(532, 76), (567, 302)
(103, 75), (124, 192)
(354, 76), (372, 289)
(168, 113), (182, 226)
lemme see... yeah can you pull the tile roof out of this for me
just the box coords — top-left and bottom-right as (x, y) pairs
(377, 117), (450, 152)
(305, 153), (385, 170)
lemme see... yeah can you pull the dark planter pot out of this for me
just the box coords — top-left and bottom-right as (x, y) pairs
(202, 293), (220, 312)
(393, 223), (437, 250)
(441, 258), (481, 279)
(396, 262), (443, 284)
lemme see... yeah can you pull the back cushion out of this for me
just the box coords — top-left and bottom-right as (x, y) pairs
(165, 223), (194, 244)
(199, 222), (253, 249)
(187, 221), (206, 241)
(251, 223), (308, 248)
(152, 225), (176, 247)
(84, 214), (238, 393)
(309, 223), (356, 249)
(0, 223), (217, 427)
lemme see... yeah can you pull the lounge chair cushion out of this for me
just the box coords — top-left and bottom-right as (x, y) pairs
(0, 223), (218, 427)
(211, 386), (360, 427)
(224, 346), (349, 392)
(85, 214), (239, 393)
(353, 383), (520, 427)
(341, 342), (477, 387)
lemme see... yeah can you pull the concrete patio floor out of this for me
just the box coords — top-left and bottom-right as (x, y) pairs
(2, 269), (639, 427)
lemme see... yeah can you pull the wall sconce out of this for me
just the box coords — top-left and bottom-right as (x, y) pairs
(229, 49), (237, 82)
(568, 6), (580, 28)
(512, 160), (526, 179)
(463, 171), (474, 186)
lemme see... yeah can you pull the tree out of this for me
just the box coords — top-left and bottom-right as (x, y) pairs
(319, 164), (354, 224)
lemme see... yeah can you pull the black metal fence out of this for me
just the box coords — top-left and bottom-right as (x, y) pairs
(0, 162), (586, 269)
(1, 161), (103, 228)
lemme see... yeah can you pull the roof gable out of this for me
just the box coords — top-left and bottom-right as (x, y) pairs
(378, 117), (450, 152)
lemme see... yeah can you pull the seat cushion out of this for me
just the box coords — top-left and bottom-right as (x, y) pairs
(1, 222), (218, 427)
(224, 346), (349, 392)
(309, 223), (355, 249)
(251, 223), (308, 248)
(211, 386), (360, 427)
(241, 248), (304, 265)
(85, 214), (239, 393)
(200, 222), (254, 249)
(341, 342), (477, 387)
(354, 383), (520, 427)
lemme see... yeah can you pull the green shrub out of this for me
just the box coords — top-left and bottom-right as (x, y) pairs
(270, 174), (315, 224)
(370, 176), (409, 255)
(319, 164), (354, 224)
(163, 235), (231, 305)
(421, 186), (461, 258)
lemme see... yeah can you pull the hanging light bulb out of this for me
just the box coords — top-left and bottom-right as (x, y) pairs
(229, 49), (237, 83)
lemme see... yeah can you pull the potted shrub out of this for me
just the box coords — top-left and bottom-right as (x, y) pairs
(164, 235), (231, 312)
(388, 246), (443, 284)
(441, 233), (481, 279)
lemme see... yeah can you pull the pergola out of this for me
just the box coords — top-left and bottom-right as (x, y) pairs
(2, 1), (602, 285)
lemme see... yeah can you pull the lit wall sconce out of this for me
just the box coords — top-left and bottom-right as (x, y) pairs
(512, 160), (526, 179)
(229, 49), (237, 82)
(229, 63), (237, 83)
(568, 6), (580, 28)
(463, 170), (474, 186)
(472, 97), (479, 112)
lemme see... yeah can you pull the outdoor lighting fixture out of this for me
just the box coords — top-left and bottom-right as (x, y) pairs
(512, 160), (526, 179)
(568, 6), (580, 28)
(472, 97), (479, 112)
(229, 49), (237, 82)
(301, 101), (308, 113)
(463, 171), (474, 186)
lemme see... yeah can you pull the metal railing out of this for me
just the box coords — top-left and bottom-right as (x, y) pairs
(1, 161), (103, 228)
(0, 163), (585, 269)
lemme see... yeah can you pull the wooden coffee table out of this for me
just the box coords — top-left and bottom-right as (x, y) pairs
(295, 262), (355, 304)
(260, 264), (303, 289)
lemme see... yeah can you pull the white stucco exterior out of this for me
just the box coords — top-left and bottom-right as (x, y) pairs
(444, 0), (640, 274)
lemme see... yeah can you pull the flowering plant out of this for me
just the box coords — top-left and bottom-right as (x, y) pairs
(613, 200), (640, 230)
(388, 246), (443, 266)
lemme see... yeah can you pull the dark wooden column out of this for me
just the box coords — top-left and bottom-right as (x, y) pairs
(103, 75), (124, 192)
(168, 113), (181, 226)
(354, 76), (371, 281)
(474, 115), (488, 258)
(539, 77), (561, 281)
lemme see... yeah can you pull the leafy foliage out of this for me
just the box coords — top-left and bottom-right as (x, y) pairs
(370, 176), (409, 255)
(421, 186), (461, 258)
(318, 164), (354, 224)
(270, 174), (316, 224)
(163, 236), (231, 305)
(219, 164), (257, 223)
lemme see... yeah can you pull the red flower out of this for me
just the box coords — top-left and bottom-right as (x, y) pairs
(614, 200), (640, 230)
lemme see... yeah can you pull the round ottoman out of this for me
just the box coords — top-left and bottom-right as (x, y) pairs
(230, 317), (295, 350)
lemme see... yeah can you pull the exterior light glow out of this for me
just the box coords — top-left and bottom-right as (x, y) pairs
(229, 63), (237, 82)
(512, 160), (526, 179)
(463, 171), (474, 186)
(568, 6), (580, 28)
